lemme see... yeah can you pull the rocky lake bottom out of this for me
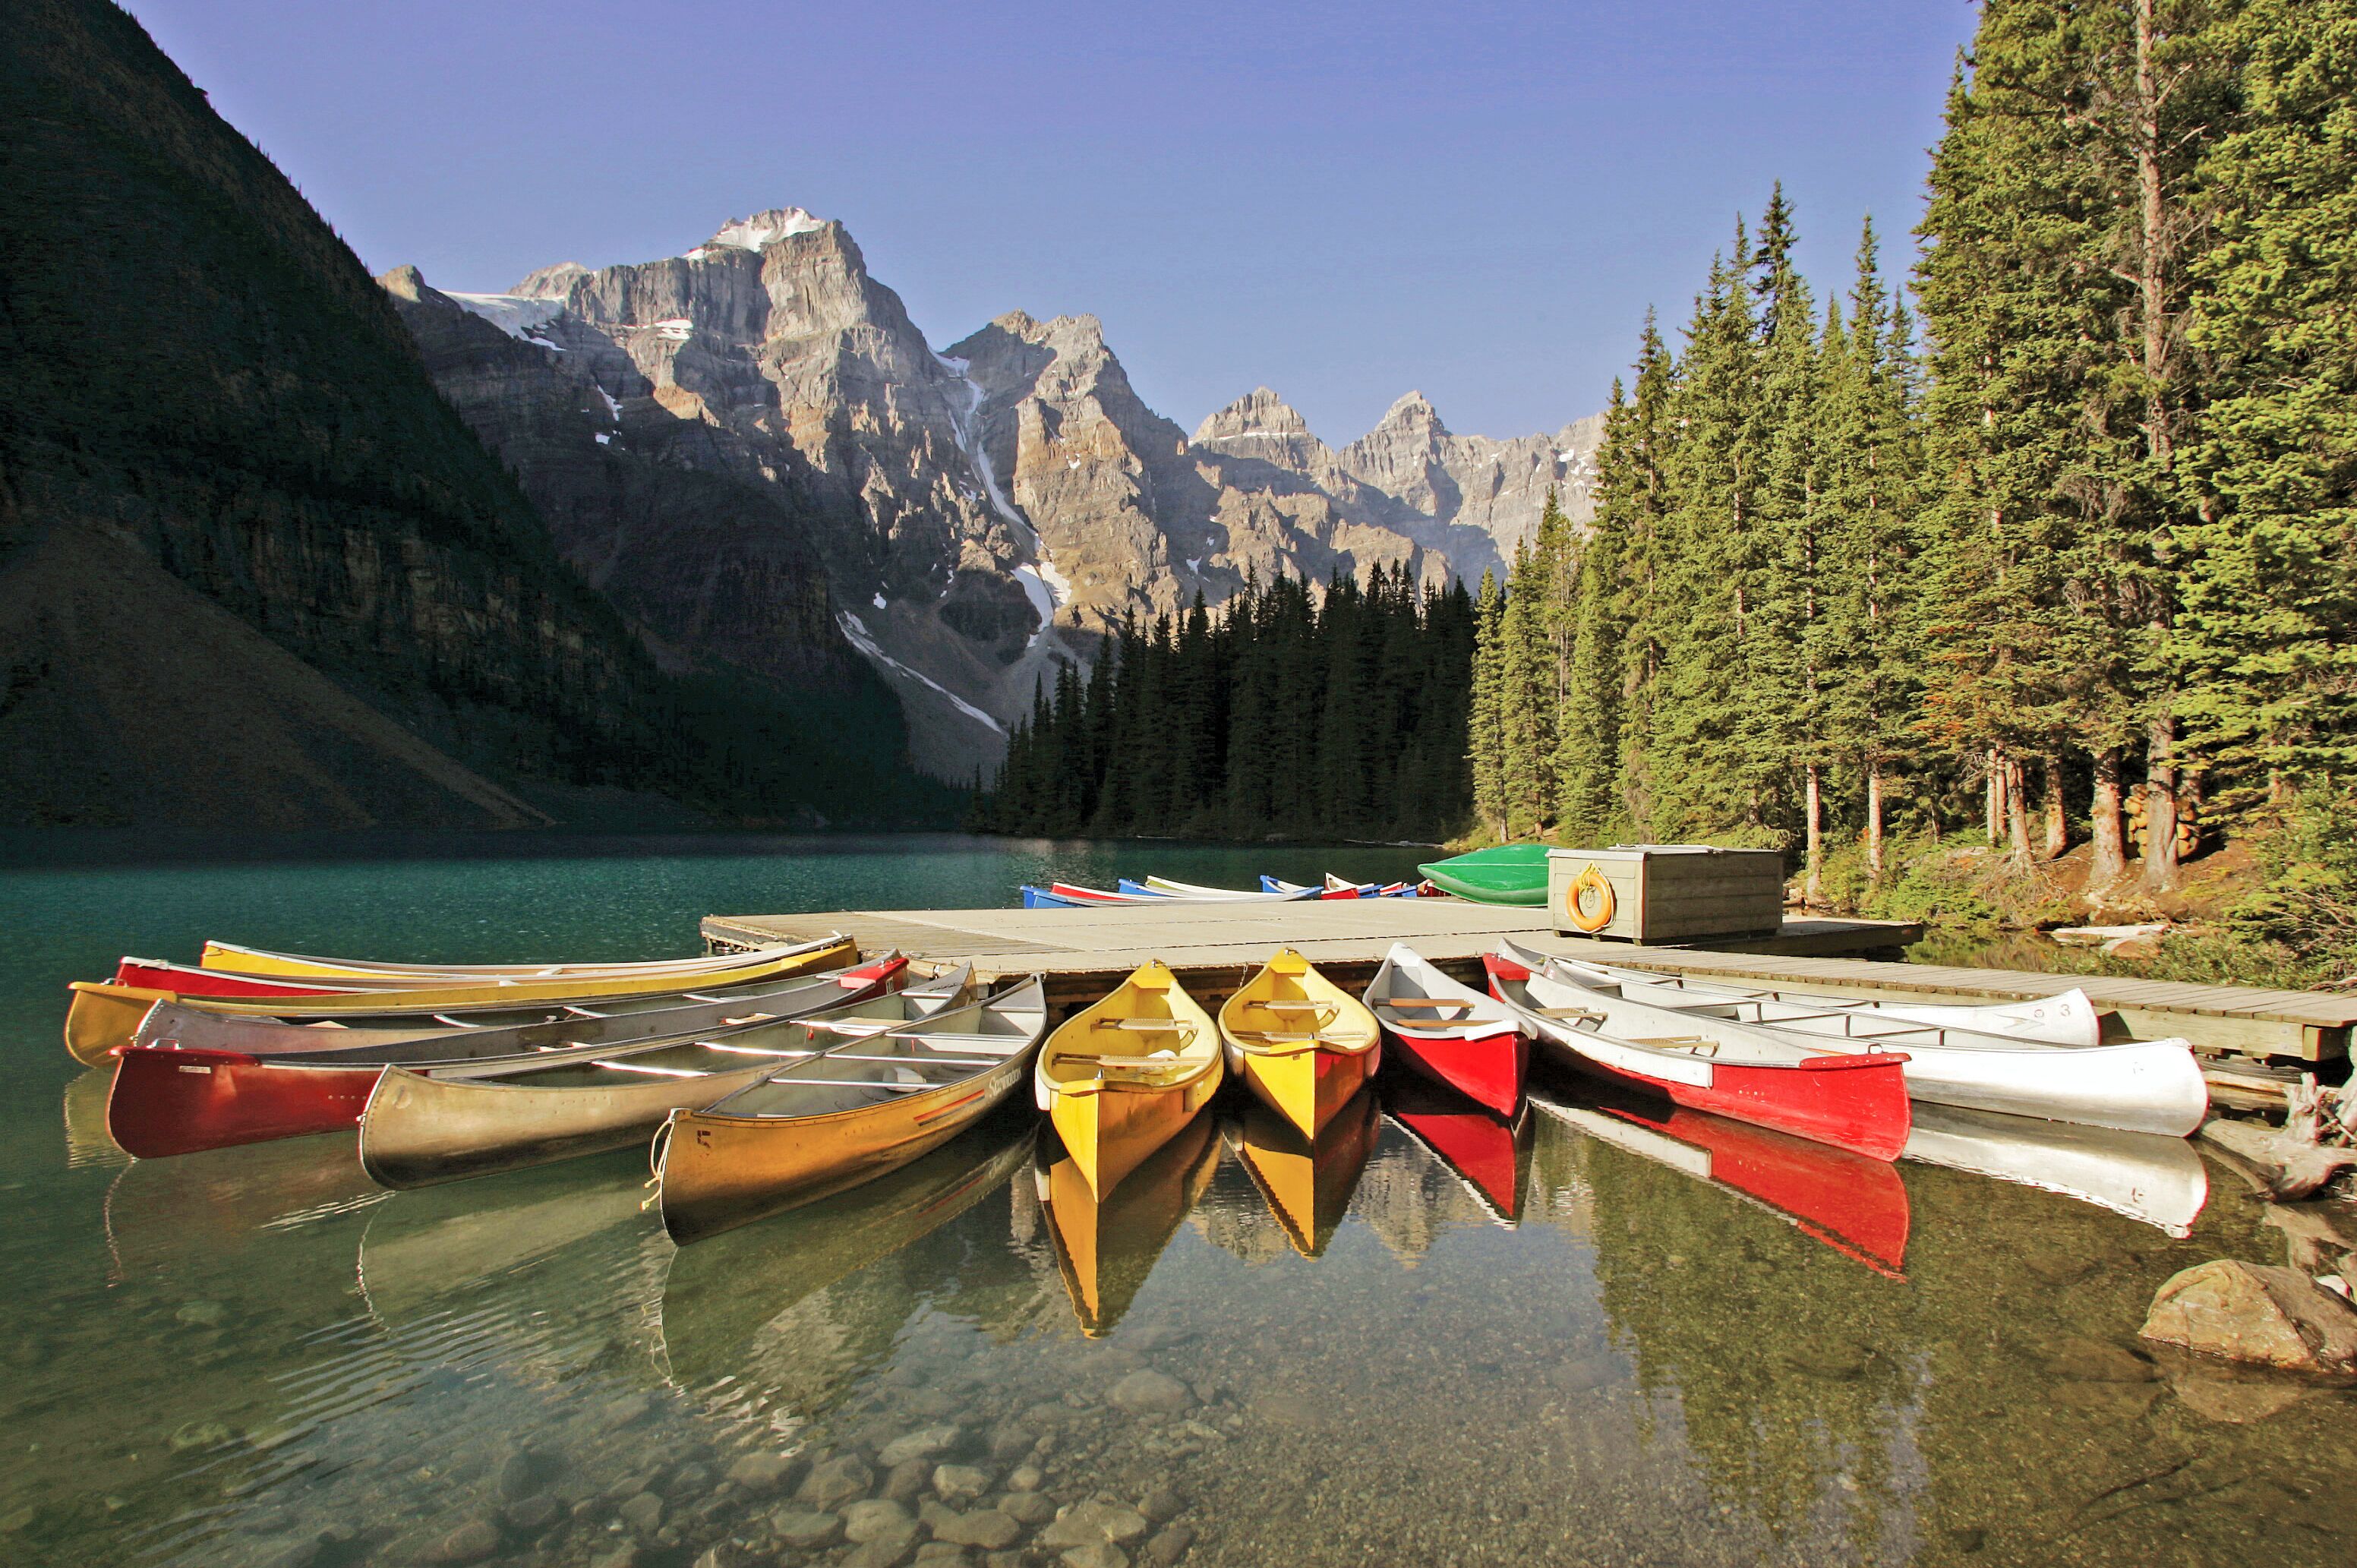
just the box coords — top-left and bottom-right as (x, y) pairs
(4, 835), (2355, 1568)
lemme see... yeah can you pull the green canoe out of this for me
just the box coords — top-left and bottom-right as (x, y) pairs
(1416, 844), (1553, 906)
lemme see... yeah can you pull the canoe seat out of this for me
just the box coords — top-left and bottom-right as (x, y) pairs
(1530, 1006), (1608, 1021)
(1254, 1001), (1334, 1014)
(1093, 1017), (1198, 1033)
(1233, 1030), (1362, 1045)
(1381, 998), (1473, 1010)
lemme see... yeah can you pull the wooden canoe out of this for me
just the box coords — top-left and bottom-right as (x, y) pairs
(199, 939), (809, 982)
(655, 976), (1049, 1243)
(1037, 1111), (1223, 1336)
(1362, 944), (1529, 1116)
(1216, 948), (1381, 1138)
(355, 967), (972, 1188)
(62, 935), (854, 1065)
(106, 956), (913, 1160)
(1529, 1090), (1912, 1278)
(130, 954), (884, 1058)
(1381, 1075), (1532, 1223)
(1223, 1090), (1380, 1257)
(1526, 946), (2207, 1136)
(1485, 948), (1912, 1162)
(1034, 960), (1223, 1198)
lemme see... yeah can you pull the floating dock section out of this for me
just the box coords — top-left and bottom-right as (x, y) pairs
(704, 900), (2355, 1066)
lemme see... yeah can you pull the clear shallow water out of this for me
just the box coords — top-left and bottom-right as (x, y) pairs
(4, 833), (2355, 1568)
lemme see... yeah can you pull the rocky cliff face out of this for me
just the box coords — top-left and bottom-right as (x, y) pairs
(390, 210), (1604, 778)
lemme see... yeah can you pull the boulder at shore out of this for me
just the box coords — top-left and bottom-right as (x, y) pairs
(2139, 1258), (2357, 1372)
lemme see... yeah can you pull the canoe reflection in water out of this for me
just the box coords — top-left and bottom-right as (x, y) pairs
(103, 1130), (387, 1286)
(1531, 1088), (1912, 1278)
(1379, 1077), (1534, 1225)
(356, 1154), (658, 1328)
(657, 1115), (1037, 1415)
(1223, 1090), (1381, 1257)
(1901, 1101), (2209, 1237)
(1037, 1110), (1222, 1336)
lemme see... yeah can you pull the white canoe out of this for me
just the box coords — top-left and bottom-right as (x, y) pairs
(1901, 1103), (2210, 1236)
(1141, 876), (1320, 901)
(1516, 945), (2208, 1137)
(1545, 951), (2103, 1046)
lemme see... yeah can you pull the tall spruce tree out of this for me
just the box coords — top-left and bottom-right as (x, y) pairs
(1468, 568), (1510, 839)
(2179, 0), (2357, 801)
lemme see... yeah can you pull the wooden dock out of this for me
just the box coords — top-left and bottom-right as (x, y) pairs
(702, 900), (2356, 1065)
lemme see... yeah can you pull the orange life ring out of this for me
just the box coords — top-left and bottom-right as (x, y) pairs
(1567, 863), (1616, 933)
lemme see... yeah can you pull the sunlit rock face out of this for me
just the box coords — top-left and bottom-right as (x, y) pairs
(388, 209), (1601, 778)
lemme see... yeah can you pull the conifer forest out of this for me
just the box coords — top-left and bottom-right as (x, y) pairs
(977, 0), (2356, 970)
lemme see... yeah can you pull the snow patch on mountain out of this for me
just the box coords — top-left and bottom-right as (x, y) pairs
(689, 208), (826, 258)
(838, 612), (1005, 734)
(446, 292), (565, 349)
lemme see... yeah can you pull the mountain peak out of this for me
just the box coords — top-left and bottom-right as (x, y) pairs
(689, 207), (828, 259)
(1377, 390), (1446, 434)
(1193, 386), (1311, 445)
(512, 261), (589, 299)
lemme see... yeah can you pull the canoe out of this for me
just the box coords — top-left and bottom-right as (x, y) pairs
(1415, 844), (1552, 906)
(62, 933), (856, 1066)
(1037, 1111), (1222, 1336)
(1362, 944), (1529, 1116)
(1216, 948), (1382, 1138)
(1525, 946), (2208, 1136)
(199, 939), (807, 982)
(110, 959), (415, 999)
(1901, 1102), (2209, 1237)
(1034, 960), (1223, 1197)
(355, 967), (973, 1188)
(1381, 1076), (1532, 1223)
(1546, 953), (2104, 1046)
(655, 976), (1049, 1243)
(1531, 1090), (1911, 1277)
(1139, 876), (1318, 902)
(1484, 947), (1911, 1161)
(106, 955), (913, 1160)
(1224, 1090), (1380, 1257)
(130, 953), (882, 1058)
(1021, 885), (1082, 908)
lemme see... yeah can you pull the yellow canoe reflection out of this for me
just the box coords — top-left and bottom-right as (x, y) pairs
(1224, 1090), (1380, 1257)
(657, 1119), (1032, 1394)
(1038, 1109), (1221, 1336)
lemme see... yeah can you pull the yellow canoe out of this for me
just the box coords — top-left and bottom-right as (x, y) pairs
(1037, 1112), (1222, 1336)
(1034, 960), (1222, 1198)
(655, 976), (1048, 1243)
(1226, 1089), (1381, 1257)
(62, 935), (854, 1066)
(1216, 948), (1380, 1139)
(197, 939), (797, 981)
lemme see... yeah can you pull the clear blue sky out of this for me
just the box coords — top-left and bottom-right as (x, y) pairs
(126, 0), (1974, 443)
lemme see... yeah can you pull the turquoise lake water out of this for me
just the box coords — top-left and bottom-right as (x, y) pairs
(2, 832), (2352, 1567)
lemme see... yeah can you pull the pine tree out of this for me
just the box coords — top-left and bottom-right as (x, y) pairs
(1498, 540), (1556, 834)
(1468, 568), (1510, 839)
(1555, 390), (1629, 839)
(1650, 230), (1762, 835)
(1608, 317), (1678, 834)
(2179, 0), (2357, 802)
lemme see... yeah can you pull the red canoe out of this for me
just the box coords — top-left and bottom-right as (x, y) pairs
(105, 957), (913, 1159)
(1532, 1092), (1911, 1277)
(1382, 1077), (1532, 1223)
(110, 958), (408, 999)
(1362, 944), (1529, 1117)
(1485, 947), (1911, 1162)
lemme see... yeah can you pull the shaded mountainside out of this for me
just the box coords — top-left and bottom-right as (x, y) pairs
(0, 0), (949, 827)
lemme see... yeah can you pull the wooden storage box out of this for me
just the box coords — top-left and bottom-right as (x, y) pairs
(1547, 846), (1785, 943)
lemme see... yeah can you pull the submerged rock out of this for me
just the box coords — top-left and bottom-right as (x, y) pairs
(880, 1425), (963, 1467)
(2139, 1258), (2357, 1371)
(1106, 1371), (1190, 1415)
(798, 1454), (876, 1510)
